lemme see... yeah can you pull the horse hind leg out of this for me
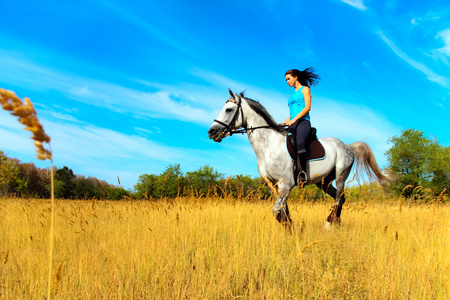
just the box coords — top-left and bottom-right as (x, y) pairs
(315, 169), (347, 227)
(329, 166), (352, 226)
(315, 175), (339, 226)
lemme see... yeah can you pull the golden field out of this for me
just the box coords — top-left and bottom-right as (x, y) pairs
(0, 196), (449, 299)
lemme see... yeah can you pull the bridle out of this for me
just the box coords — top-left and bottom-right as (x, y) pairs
(213, 97), (285, 138)
(212, 97), (245, 137)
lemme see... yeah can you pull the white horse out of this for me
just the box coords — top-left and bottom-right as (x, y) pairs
(208, 89), (388, 228)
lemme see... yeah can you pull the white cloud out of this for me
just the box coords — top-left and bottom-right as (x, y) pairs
(340, 0), (367, 11)
(0, 52), (214, 125)
(436, 28), (450, 56)
(134, 127), (155, 137)
(377, 31), (450, 89)
(432, 28), (450, 64)
(411, 15), (441, 26)
(1, 112), (182, 161)
(67, 82), (214, 123)
(0, 127), (37, 157)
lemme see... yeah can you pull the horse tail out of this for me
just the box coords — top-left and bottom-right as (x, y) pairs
(348, 141), (390, 185)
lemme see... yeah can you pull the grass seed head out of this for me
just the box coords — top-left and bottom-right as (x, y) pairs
(0, 88), (52, 161)
(298, 240), (323, 256)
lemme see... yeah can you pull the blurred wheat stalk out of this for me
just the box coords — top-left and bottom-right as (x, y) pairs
(0, 88), (54, 299)
(0, 88), (52, 160)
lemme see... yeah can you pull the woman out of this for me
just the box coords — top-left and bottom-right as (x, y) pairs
(281, 68), (320, 183)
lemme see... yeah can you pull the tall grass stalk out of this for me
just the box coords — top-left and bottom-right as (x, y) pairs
(47, 166), (54, 299)
(0, 89), (54, 299)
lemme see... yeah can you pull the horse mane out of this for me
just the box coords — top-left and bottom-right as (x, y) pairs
(240, 92), (284, 133)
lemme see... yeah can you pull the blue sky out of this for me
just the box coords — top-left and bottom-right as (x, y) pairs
(1, 0), (449, 190)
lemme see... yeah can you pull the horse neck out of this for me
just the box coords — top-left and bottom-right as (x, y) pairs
(242, 101), (283, 153)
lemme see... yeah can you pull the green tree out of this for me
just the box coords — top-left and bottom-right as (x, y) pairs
(106, 186), (130, 200)
(186, 165), (223, 197)
(17, 162), (50, 198)
(386, 129), (449, 196)
(15, 178), (28, 198)
(53, 179), (66, 199)
(0, 151), (19, 197)
(134, 164), (191, 199)
(427, 142), (450, 193)
(74, 176), (100, 199)
(134, 173), (160, 199)
(54, 166), (76, 199)
(160, 164), (185, 198)
(216, 175), (270, 200)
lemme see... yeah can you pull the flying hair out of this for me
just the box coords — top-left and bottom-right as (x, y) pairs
(285, 67), (320, 87)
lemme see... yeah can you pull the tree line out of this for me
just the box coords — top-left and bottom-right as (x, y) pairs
(1, 129), (449, 200)
(0, 151), (129, 200)
(0, 150), (271, 200)
(133, 164), (272, 200)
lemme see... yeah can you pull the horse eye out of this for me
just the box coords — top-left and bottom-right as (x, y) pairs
(225, 108), (233, 113)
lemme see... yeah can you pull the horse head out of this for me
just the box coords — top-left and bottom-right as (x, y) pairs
(208, 89), (245, 142)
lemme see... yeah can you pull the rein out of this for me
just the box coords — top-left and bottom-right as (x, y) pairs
(213, 98), (285, 137)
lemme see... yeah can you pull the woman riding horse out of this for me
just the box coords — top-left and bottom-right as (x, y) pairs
(281, 68), (320, 183)
(208, 88), (389, 228)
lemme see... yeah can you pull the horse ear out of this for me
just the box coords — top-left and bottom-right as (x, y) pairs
(228, 89), (235, 99)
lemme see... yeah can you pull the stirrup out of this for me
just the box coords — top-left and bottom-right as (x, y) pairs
(298, 171), (307, 183)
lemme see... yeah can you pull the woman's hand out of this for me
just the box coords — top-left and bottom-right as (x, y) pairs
(283, 120), (296, 127)
(281, 117), (291, 126)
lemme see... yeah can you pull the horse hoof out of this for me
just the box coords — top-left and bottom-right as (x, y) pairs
(324, 222), (332, 231)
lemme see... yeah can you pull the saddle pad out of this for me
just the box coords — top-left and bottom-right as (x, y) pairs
(286, 138), (326, 162)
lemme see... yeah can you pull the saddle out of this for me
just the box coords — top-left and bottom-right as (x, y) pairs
(286, 127), (326, 184)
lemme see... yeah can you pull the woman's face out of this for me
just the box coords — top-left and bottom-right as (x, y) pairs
(285, 74), (298, 87)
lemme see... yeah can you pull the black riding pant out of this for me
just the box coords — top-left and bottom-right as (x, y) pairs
(289, 119), (311, 154)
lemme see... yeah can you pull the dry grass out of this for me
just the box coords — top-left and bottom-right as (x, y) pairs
(0, 197), (448, 299)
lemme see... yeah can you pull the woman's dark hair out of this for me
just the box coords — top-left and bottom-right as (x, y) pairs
(285, 68), (320, 86)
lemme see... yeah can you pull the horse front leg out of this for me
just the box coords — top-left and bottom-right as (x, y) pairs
(261, 175), (294, 229)
(271, 181), (294, 229)
(272, 195), (292, 226)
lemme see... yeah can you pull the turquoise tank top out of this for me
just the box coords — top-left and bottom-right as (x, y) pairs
(288, 86), (310, 121)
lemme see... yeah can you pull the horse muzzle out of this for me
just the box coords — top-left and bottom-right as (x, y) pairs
(208, 126), (227, 143)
